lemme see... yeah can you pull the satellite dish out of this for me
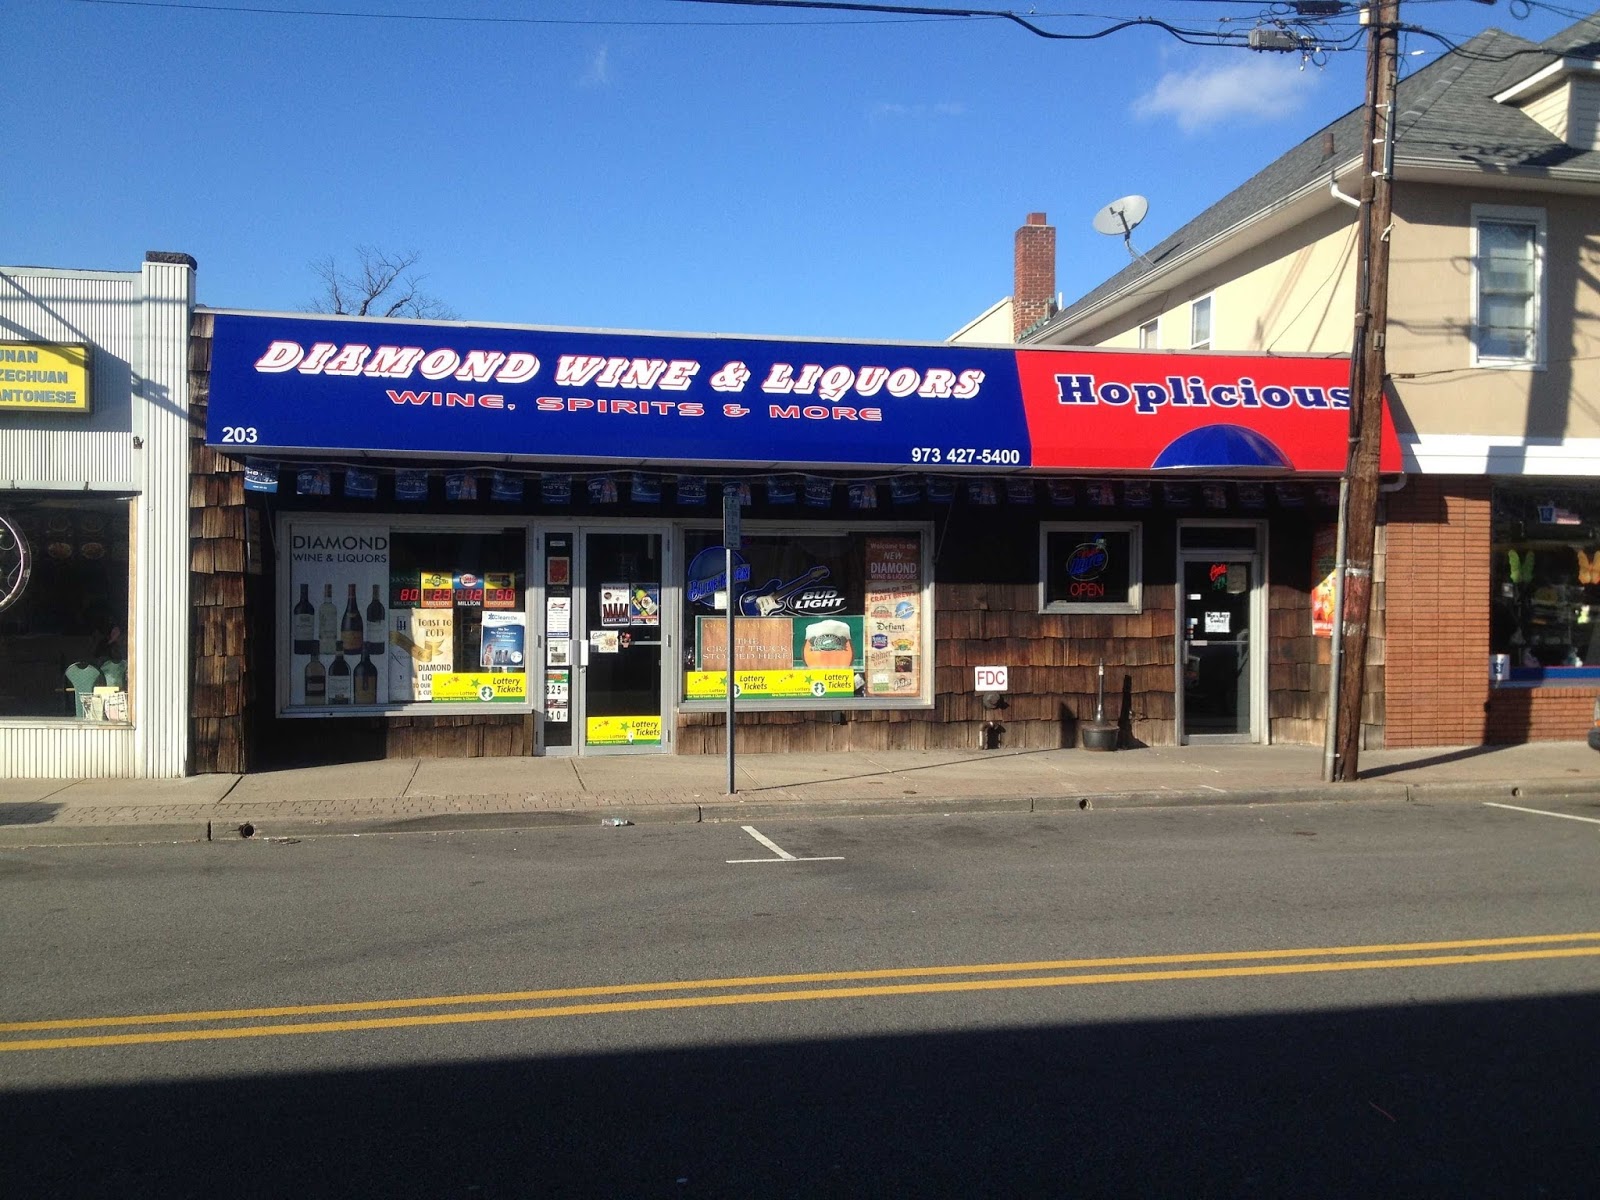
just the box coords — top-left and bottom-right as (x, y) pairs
(1092, 194), (1148, 237)
(1092, 194), (1152, 263)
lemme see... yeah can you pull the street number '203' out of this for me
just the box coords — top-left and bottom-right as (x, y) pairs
(220, 426), (259, 443)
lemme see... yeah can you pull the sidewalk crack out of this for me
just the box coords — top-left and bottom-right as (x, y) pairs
(31, 782), (77, 805)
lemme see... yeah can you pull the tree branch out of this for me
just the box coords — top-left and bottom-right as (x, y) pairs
(303, 246), (457, 320)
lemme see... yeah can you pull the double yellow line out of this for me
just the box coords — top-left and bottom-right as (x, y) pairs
(5, 932), (1598, 1053)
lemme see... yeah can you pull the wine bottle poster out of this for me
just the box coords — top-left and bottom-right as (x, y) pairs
(286, 524), (391, 707)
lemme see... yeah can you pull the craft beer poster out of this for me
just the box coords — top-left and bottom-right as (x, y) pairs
(864, 537), (922, 697)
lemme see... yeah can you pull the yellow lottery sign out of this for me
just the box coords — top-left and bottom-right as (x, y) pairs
(419, 571), (455, 609)
(431, 671), (527, 703)
(586, 715), (662, 746)
(0, 344), (92, 412)
(685, 669), (853, 700)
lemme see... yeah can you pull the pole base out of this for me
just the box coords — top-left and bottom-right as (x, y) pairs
(1080, 722), (1119, 752)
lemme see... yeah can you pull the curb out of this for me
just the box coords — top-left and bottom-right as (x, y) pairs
(213, 802), (704, 841)
(0, 822), (210, 848)
(699, 795), (1034, 822)
(1037, 782), (1414, 810)
(187, 781), (1464, 839)
(1496, 779), (1600, 801)
(1405, 779), (1600, 803)
(4, 776), (1600, 845)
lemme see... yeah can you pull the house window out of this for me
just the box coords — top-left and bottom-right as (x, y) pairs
(1039, 522), (1143, 615)
(1473, 206), (1545, 367)
(1190, 296), (1212, 350)
(1138, 319), (1159, 349)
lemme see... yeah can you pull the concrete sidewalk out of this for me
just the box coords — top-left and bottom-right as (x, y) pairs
(4, 740), (1600, 846)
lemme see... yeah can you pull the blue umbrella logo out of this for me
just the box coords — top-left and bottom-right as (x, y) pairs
(1151, 424), (1292, 471)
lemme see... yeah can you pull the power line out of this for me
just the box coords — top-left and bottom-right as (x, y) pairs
(57, 0), (1384, 53)
(61, 0), (947, 26)
(1264, 221), (1359, 353)
(58, 0), (1577, 58)
(671, 0), (1295, 46)
(1397, 23), (1592, 62)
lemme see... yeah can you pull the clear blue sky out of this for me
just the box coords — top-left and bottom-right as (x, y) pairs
(8, 0), (1582, 341)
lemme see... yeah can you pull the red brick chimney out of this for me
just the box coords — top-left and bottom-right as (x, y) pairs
(1013, 212), (1056, 341)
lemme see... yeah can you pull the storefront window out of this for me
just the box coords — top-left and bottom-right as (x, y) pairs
(680, 526), (930, 706)
(1492, 486), (1600, 682)
(282, 519), (527, 713)
(0, 497), (131, 720)
(1039, 522), (1142, 614)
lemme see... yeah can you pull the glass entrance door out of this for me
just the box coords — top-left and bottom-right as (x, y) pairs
(538, 530), (576, 752)
(1179, 555), (1256, 741)
(578, 529), (666, 754)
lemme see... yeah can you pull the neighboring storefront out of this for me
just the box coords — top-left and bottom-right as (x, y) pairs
(0, 256), (195, 778)
(195, 309), (1398, 766)
(1383, 475), (1600, 747)
(1489, 483), (1600, 679)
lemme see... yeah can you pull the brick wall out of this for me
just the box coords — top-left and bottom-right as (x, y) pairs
(1012, 213), (1056, 341)
(1385, 477), (1492, 746)
(1386, 476), (1599, 745)
(1486, 687), (1596, 742)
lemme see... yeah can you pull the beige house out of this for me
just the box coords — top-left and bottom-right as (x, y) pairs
(990, 14), (1600, 746)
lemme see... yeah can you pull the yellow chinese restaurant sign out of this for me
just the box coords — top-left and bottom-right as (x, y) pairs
(431, 671), (527, 703)
(586, 715), (663, 746)
(686, 669), (854, 701)
(0, 344), (92, 413)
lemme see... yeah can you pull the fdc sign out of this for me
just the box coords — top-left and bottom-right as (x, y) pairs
(974, 665), (1009, 692)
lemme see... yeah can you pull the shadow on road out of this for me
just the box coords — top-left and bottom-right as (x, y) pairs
(3, 991), (1596, 1197)
(0, 802), (62, 827)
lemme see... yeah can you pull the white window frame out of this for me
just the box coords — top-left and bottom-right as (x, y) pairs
(1471, 204), (1546, 369)
(276, 512), (537, 718)
(1038, 521), (1144, 616)
(1138, 318), (1159, 349)
(1189, 295), (1213, 350)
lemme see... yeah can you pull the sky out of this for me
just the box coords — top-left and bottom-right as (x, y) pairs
(8, 0), (1587, 343)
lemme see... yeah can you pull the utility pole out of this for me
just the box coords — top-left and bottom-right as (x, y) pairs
(1327, 0), (1399, 782)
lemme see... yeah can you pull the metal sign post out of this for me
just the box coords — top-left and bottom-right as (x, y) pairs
(723, 487), (742, 796)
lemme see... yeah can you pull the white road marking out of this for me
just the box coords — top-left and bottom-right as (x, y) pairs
(727, 825), (845, 864)
(1483, 801), (1600, 825)
(740, 826), (795, 859)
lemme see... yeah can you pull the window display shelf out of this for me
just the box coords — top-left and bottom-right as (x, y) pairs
(1500, 665), (1600, 686)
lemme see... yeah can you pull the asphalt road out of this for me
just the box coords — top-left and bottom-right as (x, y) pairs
(2, 796), (1597, 1198)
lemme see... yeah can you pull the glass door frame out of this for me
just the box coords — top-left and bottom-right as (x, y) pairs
(532, 521), (675, 757)
(1174, 519), (1268, 746)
